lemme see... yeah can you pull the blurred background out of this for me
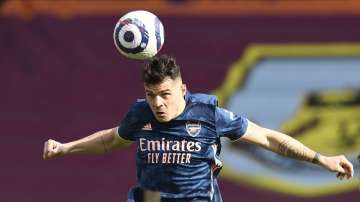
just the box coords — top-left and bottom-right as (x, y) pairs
(1, 0), (360, 201)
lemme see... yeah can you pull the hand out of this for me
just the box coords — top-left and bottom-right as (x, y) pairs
(319, 155), (354, 180)
(43, 139), (66, 160)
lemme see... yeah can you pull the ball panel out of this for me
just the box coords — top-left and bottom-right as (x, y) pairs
(114, 19), (149, 55)
(113, 10), (165, 60)
(118, 24), (142, 49)
(124, 31), (134, 42)
(155, 17), (163, 51)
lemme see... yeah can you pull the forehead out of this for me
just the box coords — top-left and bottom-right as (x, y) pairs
(144, 78), (179, 92)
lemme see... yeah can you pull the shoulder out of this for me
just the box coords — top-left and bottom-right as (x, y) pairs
(118, 99), (152, 140)
(187, 92), (218, 106)
(125, 99), (153, 122)
(181, 92), (218, 122)
(132, 98), (149, 110)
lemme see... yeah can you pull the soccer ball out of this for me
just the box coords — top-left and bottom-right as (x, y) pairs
(113, 10), (165, 60)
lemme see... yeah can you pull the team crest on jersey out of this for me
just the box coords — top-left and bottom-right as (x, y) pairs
(186, 122), (201, 137)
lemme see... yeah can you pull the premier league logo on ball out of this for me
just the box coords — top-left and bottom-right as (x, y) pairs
(113, 10), (164, 60)
(114, 18), (149, 55)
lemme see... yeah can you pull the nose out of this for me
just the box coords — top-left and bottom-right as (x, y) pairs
(153, 95), (164, 108)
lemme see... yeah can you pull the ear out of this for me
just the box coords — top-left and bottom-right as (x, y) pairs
(181, 84), (187, 96)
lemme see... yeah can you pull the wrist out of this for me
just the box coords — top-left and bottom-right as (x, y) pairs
(315, 153), (327, 167)
(62, 142), (73, 155)
(312, 152), (321, 164)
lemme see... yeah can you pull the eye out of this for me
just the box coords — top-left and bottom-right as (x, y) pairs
(146, 93), (155, 98)
(161, 93), (171, 98)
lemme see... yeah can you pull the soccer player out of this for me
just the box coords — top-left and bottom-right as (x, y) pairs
(43, 55), (354, 202)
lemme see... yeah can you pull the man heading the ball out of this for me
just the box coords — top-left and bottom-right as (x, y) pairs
(43, 55), (354, 202)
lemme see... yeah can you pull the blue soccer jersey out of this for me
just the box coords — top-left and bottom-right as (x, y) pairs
(118, 92), (248, 201)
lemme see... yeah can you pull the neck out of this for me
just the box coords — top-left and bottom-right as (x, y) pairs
(174, 96), (186, 119)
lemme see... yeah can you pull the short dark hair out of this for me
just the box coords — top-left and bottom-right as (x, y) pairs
(142, 55), (181, 85)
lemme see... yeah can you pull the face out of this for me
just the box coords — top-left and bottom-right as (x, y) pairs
(144, 77), (186, 122)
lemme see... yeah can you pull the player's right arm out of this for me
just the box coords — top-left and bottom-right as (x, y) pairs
(43, 127), (132, 160)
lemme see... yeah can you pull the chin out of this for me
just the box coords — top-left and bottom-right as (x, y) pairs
(156, 116), (171, 123)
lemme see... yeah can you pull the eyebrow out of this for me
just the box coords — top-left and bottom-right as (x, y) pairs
(145, 89), (171, 94)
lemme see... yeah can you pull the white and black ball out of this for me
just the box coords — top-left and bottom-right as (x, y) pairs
(113, 10), (165, 60)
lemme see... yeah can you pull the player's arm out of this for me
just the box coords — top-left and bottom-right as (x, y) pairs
(43, 127), (132, 160)
(240, 120), (354, 179)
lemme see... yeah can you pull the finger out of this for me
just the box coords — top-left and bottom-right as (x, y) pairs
(336, 164), (346, 174)
(335, 165), (346, 181)
(342, 159), (354, 178)
(52, 141), (59, 153)
(339, 157), (353, 179)
(43, 141), (48, 159)
(48, 140), (54, 152)
(336, 172), (345, 179)
(342, 165), (352, 179)
(47, 140), (55, 158)
(337, 172), (345, 180)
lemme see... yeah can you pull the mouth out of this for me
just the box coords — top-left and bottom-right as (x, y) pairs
(156, 111), (166, 116)
(154, 111), (169, 122)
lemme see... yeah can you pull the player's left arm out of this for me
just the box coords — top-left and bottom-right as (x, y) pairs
(240, 120), (354, 179)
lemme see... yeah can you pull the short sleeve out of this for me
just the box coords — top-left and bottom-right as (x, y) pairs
(118, 106), (139, 141)
(215, 107), (248, 140)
